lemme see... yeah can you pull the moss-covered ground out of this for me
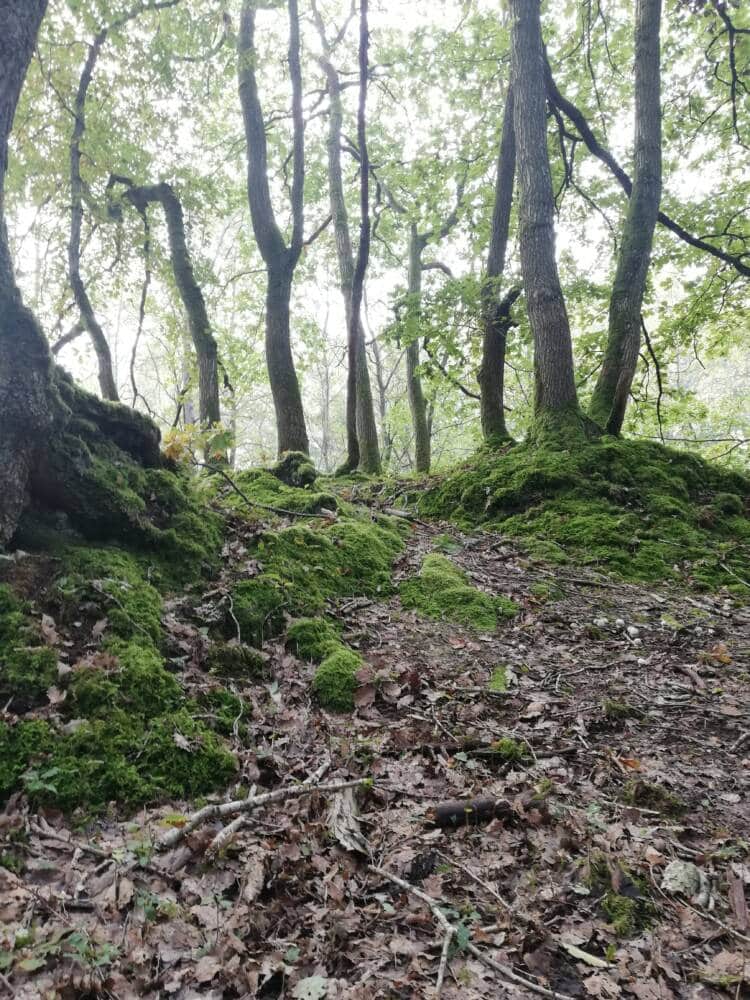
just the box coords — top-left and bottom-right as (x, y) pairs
(400, 554), (518, 630)
(413, 438), (750, 593)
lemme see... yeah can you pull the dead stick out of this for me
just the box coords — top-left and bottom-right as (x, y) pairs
(467, 943), (575, 1000)
(368, 864), (455, 997)
(159, 777), (369, 849)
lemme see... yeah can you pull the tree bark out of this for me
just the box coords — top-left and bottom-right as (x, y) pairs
(479, 84), (516, 445)
(68, 30), (119, 402)
(238, 0), (309, 457)
(313, 2), (381, 474)
(0, 0), (55, 545)
(509, 0), (581, 433)
(114, 179), (221, 428)
(588, 0), (662, 435)
(406, 224), (431, 473)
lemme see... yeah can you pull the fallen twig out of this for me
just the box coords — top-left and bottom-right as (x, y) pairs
(196, 457), (334, 520)
(368, 863), (455, 997)
(467, 942), (575, 1000)
(159, 777), (369, 850)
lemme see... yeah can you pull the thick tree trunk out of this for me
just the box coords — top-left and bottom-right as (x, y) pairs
(1, 1), (166, 547)
(479, 85), (516, 445)
(117, 180), (221, 428)
(68, 30), (119, 402)
(589, 0), (662, 434)
(406, 225), (431, 473)
(238, 0), (309, 457)
(0, 0), (55, 545)
(509, 0), (583, 436)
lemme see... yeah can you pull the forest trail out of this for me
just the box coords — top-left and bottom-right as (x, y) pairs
(2, 514), (749, 999)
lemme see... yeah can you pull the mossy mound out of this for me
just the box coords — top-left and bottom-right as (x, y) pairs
(205, 642), (266, 678)
(400, 554), (518, 631)
(416, 439), (750, 592)
(0, 548), (238, 814)
(287, 618), (342, 661)
(269, 450), (317, 488)
(312, 648), (364, 712)
(231, 512), (405, 645)
(219, 468), (337, 516)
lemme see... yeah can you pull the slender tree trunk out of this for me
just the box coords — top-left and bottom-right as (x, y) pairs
(116, 180), (221, 427)
(238, 0), (309, 456)
(479, 84), (516, 444)
(68, 30), (119, 401)
(314, 3), (380, 474)
(0, 0), (53, 544)
(589, 0), (662, 434)
(406, 224), (431, 473)
(266, 261), (309, 456)
(509, 0), (582, 435)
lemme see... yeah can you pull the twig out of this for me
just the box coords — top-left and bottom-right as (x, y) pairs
(436, 850), (512, 912)
(159, 777), (369, 849)
(368, 863), (455, 997)
(467, 942), (575, 1000)
(206, 758), (333, 857)
(685, 903), (750, 946)
(196, 458), (332, 520)
(0, 970), (17, 998)
(719, 563), (750, 590)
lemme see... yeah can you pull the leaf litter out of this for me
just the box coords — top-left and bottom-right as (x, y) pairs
(1, 511), (749, 999)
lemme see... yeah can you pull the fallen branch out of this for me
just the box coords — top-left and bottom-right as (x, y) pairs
(426, 797), (515, 828)
(159, 777), (369, 850)
(467, 941), (575, 1000)
(195, 456), (334, 520)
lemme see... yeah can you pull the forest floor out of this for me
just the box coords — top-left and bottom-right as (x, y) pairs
(1, 509), (750, 999)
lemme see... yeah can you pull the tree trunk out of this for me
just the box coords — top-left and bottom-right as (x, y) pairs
(0, 0), (55, 544)
(479, 84), (516, 445)
(266, 262), (309, 455)
(509, 0), (584, 438)
(68, 30), (119, 402)
(116, 180), (221, 428)
(406, 225), (431, 473)
(238, 0), (309, 457)
(588, 0), (662, 435)
(313, 3), (380, 474)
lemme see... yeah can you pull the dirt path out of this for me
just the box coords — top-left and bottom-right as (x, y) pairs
(1, 519), (749, 998)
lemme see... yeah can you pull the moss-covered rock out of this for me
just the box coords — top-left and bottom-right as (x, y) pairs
(269, 451), (317, 488)
(416, 439), (750, 592)
(313, 648), (363, 711)
(287, 618), (341, 661)
(400, 554), (518, 631)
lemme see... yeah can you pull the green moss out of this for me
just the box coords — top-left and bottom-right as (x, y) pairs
(488, 665), (509, 692)
(622, 779), (685, 817)
(490, 737), (527, 763)
(220, 468), (337, 516)
(230, 513), (404, 646)
(287, 618), (341, 661)
(416, 438), (750, 591)
(400, 554), (518, 631)
(55, 547), (163, 645)
(199, 690), (249, 738)
(205, 643), (266, 678)
(433, 533), (462, 554)
(313, 648), (363, 711)
(270, 451), (317, 488)
(714, 492), (744, 516)
(68, 641), (180, 719)
(0, 720), (54, 799)
(602, 891), (649, 937)
(602, 699), (643, 722)
(0, 587), (58, 710)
